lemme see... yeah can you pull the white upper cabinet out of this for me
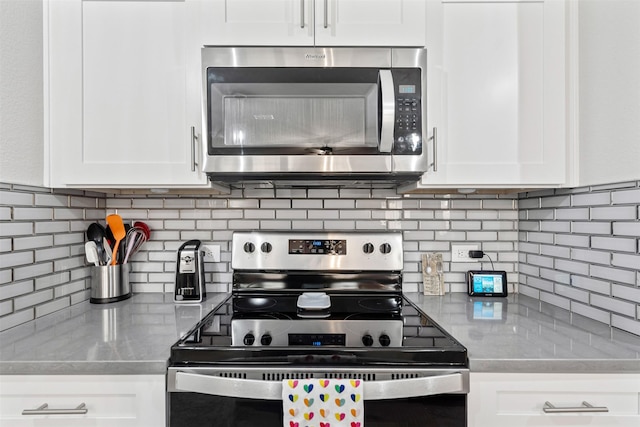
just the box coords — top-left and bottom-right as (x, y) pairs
(415, 0), (566, 189)
(198, 0), (425, 46)
(46, 0), (208, 188)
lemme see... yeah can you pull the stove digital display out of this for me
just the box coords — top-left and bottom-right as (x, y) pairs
(289, 333), (346, 346)
(288, 239), (346, 255)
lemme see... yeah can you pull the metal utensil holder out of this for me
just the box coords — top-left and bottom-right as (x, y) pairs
(90, 264), (131, 304)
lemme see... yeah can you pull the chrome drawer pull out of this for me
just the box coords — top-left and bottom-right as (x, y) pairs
(22, 402), (88, 415)
(543, 401), (608, 414)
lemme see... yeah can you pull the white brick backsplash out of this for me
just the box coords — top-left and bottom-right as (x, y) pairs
(164, 198), (197, 209)
(276, 189), (307, 199)
(308, 210), (339, 219)
(555, 234), (590, 247)
(571, 275), (611, 295)
(612, 222), (640, 236)
(293, 199), (323, 209)
(0, 222), (33, 237)
(245, 209), (275, 219)
(571, 248), (610, 265)
(36, 247), (71, 263)
(0, 190), (33, 206)
(591, 236), (637, 252)
(611, 253), (640, 271)
(0, 309), (34, 332)
(611, 315), (640, 336)
(571, 301), (611, 324)
(325, 199), (355, 209)
(555, 208), (589, 220)
(590, 294), (636, 318)
(35, 221), (69, 234)
(540, 221), (571, 233)
(540, 292), (571, 310)
(539, 268), (570, 285)
(261, 200), (291, 209)
(541, 195), (571, 208)
(590, 264), (636, 285)
(611, 284), (640, 303)
(276, 210), (307, 219)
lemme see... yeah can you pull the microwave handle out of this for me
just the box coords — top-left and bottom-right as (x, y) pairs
(378, 70), (395, 153)
(173, 371), (466, 401)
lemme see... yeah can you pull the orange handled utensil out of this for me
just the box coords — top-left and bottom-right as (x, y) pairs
(106, 214), (126, 266)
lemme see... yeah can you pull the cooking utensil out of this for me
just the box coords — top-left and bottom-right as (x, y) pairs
(123, 227), (147, 264)
(86, 223), (107, 265)
(133, 221), (151, 240)
(103, 237), (113, 265)
(106, 214), (126, 266)
(84, 241), (100, 266)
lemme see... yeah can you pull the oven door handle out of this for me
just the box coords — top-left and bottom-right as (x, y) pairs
(378, 69), (395, 154)
(173, 371), (466, 400)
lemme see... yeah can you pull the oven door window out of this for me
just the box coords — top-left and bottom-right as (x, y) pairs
(169, 393), (466, 427)
(207, 68), (381, 155)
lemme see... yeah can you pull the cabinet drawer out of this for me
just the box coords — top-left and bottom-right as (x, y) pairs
(0, 375), (164, 427)
(469, 373), (640, 427)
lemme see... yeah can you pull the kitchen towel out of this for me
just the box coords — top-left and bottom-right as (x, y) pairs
(282, 378), (364, 427)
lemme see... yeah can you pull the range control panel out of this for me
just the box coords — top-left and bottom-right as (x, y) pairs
(289, 239), (346, 255)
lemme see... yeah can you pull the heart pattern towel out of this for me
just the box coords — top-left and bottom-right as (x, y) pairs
(282, 378), (364, 427)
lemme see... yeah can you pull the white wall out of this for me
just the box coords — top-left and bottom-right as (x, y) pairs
(579, 0), (640, 185)
(0, 0), (44, 186)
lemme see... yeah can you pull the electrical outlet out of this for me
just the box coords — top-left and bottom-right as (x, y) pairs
(201, 244), (220, 262)
(451, 244), (479, 262)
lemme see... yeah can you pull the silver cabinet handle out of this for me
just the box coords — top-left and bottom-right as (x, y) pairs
(300, 0), (305, 28)
(543, 401), (609, 414)
(174, 371), (465, 401)
(429, 127), (438, 172)
(190, 126), (198, 172)
(22, 403), (88, 416)
(324, 0), (328, 28)
(378, 70), (395, 153)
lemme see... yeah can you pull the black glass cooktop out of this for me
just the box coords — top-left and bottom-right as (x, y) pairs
(170, 295), (467, 367)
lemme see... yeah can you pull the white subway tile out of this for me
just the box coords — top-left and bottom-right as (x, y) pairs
(497, 231), (519, 242)
(388, 220), (417, 230)
(482, 221), (515, 230)
(555, 208), (589, 220)
(35, 297), (71, 318)
(228, 220), (260, 229)
(611, 315), (640, 336)
(53, 232), (84, 246)
(275, 189), (307, 198)
(555, 234), (590, 248)
(541, 195), (571, 208)
(339, 189), (371, 198)
(590, 265), (636, 285)
(340, 210), (371, 219)
(36, 247), (71, 262)
(420, 200), (450, 209)
(467, 210), (498, 220)
(308, 210), (339, 219)
(571, 275), (610, 295)
(612, 284), (640, 303)
(245, 209), (276, 219)
(591, 206), (637, 220)
(452, 221), (481, 230)
(450, 200), (482, 209)
(540, 292), (571, 310)
(0, 309), (34, 332)
(276, 210), (307, 219)
(324, 200), (355, 209)
(611, 188), (640, 205)
(292, 199), (323, 209)
(259, 220), (291, 230)
(612, 222), (640, 237)
(0, 222), (33, 237)
(418, 241), (449, 252)
(14, 289), (53, 311)
(571, 192), (610, 206)
(528, 277), (554, 293)
(571, 221), (612, 235)
(2, 252), (35, 268)
(435, 210), (466, 220)
(540, 221), (571, 233)
(35, 221), (68, 234)
(165, 198), (197, 209)
(211, 210), (243, 219)
(372, 210), (401, 220)
(571, 301), (611, 324)
(12, 207), (52, 221)
(105, 199), (132, 208)
(34, 193), (69, 207)
(356, 200), (387, 209)
(53, 208), (84, 220)
(243, 188), (275, 199)
(527, 254), (554, 268)
(518, 242), (539, 254)
(261, 200), (291, 209)
(483, 199), (515, 209)
(525, 232), (555, 244)
(54, 256), (85, 271)
(611, 253), (640, 270)
(308, 189), (339, 199)
(519, 221), (540, 232)
(591, 236), (636, 252)
(434, 231), (466, 241)
(164, 220), (196, 230)
(0, 300), (12, 316)
(554, 284), (589, 304)
(540, 244), (570, 259)
(355, 221), (388, 230)
(499, 211), (519, 220)
(132, 198), (165, 208)
(148, 209), (179, 219)
(590, 294), (636, 317)
(0, 190), (33, 206)
(13, 235), (53, 251)
(571, 248), (610, 265)
(324, 220), (355, 230)
(539, 268), (571, 285)
(388, 200), (419, 209)
(555, 259), (589, 275)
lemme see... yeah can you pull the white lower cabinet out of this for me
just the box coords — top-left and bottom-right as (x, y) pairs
(469, 373), (640, 427)
(0, 375), (165, 427)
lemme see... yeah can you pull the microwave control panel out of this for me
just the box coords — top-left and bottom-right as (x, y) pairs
(392, 68), (422, 155)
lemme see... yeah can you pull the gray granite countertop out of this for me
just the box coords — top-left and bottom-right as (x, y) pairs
(0, 293), (228, 375)
(405, 292), (640, 373)
(2, 292), (639, 375)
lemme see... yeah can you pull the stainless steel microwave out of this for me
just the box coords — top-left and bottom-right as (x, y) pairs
(201, 47), (428, 187)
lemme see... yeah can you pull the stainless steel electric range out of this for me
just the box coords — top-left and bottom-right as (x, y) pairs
(167, 231), (468, 427)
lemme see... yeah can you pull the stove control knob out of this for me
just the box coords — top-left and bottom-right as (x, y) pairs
(362, 243), (374, 254)
(379, 334), (391, 347)
(243, 242), (255, 253)
(261, 333), (273, 346)
(243, 333), (255, 346)
(362, 334), (374, 347)
(261, 242), (272, 253)
(379, 243), (392, 254)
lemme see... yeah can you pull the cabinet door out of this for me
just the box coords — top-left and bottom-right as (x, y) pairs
(47, 0), (207, 187)
(199, 0), (314, 45)
(0, 375), (165, 427)
(469, 373), (640, 427)
(422, 0), (565, 187)
(315, 0), (425, 46)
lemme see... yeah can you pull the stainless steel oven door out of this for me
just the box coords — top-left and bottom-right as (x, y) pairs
(167, 367), (468, 426)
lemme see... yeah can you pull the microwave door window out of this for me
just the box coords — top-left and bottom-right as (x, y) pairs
(209, 82), (378, 152)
